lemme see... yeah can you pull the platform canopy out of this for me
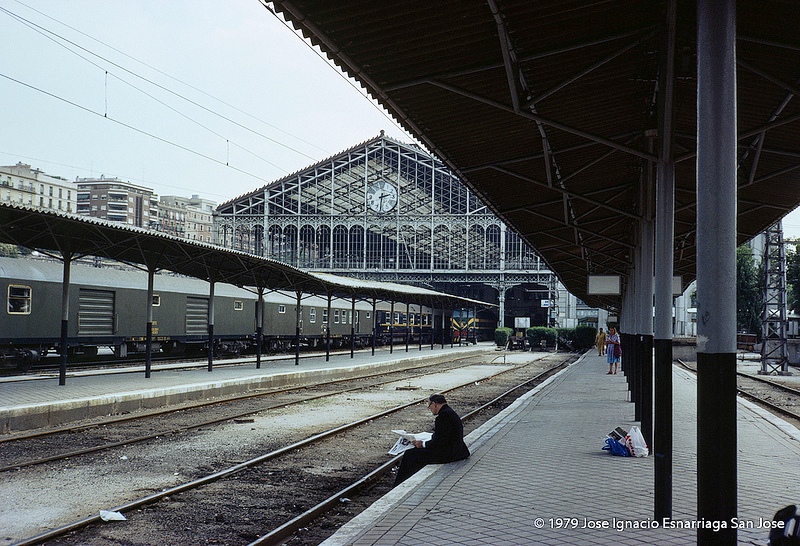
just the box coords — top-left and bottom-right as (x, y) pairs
(0, 203), (490, 309)
(268, 0), (800, 309)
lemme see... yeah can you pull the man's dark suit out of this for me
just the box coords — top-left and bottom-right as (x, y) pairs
(394, 404), (470, 486)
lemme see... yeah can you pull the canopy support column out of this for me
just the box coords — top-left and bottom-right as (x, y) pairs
(295, 291), (302, 366)
(498, 288), (506, 329)
(696, 0), (738, 542)
(654, 0), (677, 520)
(418, 306), (423, 351)
(389, 301), (395, 354)
(405, 302), (410, 352)
(639, 219), (655, 447)
(450, 309), (454, 348)
(256, 287), (264, 369)
(441, 309), (446, 349)
(207, 281), (215, 372)
(58, 253), (72, 386)
(371, 298), (377, 356)
(430, 307), (436, 350)
(325, 293), (333, 362)
(145, 267), (155, 379)
(350, 296), (356, 358)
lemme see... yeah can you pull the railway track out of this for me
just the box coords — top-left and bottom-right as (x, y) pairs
(0, 355), (484, 471)
(7, 352), (573, 546)
(248, 361), (567, 546)
(677, 359), (800, 426)
(7, 346), (372, 377)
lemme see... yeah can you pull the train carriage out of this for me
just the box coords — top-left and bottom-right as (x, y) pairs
(0, 256), (400, 370)
(374, 309), (435, 346)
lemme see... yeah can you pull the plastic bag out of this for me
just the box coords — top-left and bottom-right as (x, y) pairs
(624, 426), (649, 457)
(602, 437), (630, 456)
(99, 510), (127, 522)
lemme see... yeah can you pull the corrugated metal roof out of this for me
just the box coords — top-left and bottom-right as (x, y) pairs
(0, 203), (488, 308)
(269, 0), (800, 309)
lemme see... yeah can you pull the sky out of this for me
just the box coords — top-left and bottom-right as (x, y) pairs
(0, 0), (413, 205)
(3, 0), (800, 239)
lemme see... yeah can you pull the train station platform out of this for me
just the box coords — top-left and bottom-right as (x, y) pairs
(0, 344), (492, 434)
(323, 352), (800, 545)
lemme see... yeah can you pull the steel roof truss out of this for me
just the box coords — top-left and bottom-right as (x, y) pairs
(491, 165), (641, 221)
(427, 79), (658, 162)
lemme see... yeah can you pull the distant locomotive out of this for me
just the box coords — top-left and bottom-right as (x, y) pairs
(0, 257), (439, 371)
(450, 308), (494, 344)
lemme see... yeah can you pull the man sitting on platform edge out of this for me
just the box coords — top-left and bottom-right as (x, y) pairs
(394, 393), (470, 486)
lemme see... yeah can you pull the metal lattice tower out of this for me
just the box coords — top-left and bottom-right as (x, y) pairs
(760, 221), (790, 375)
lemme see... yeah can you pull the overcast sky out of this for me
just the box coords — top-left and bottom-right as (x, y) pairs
(0, 0), (413, 204)
(3, 0), (800, 239)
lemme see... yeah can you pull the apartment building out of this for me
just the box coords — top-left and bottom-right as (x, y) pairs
(0, 162), (77, 213)
(75, 176), (158, 229)
(158, 194), (216, 243)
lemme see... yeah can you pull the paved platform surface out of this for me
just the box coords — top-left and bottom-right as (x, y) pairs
(323, 352), (800, 545)
(0, 344), (491, 433)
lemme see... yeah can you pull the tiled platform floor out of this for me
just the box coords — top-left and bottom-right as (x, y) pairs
(323, 352), (800, 545)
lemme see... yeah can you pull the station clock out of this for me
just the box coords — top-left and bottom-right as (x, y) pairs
(366, 181), (398, 213)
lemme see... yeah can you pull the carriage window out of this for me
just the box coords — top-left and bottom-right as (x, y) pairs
(151, 294), (161, 307)
(278, 305), (286, 314)
(334, 309), (340, 324)
(365, 312), (370, 320)
(234, 300), (244, 311)
(309, 308), (316, 323)
(8, 285), (31, 314)
(322, 309), (329, 324)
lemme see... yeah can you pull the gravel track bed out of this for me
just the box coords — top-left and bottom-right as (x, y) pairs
(736, 374), (800, 429)
(2, 351), (572, 546)
(0, 356), (472, 467)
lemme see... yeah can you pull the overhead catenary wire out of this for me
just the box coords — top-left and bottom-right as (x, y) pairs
(0, 3), (324, 164)
(0, 72), (277, 187)
(0, 5), (309, 177)
(10, 0), (331, 156)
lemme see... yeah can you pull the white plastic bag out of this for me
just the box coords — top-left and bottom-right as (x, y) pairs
(624, 426), (649, 457)
(99, 510), (127, 522)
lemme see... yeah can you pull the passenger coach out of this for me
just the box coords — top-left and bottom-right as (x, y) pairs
(1, 256), (413, 370)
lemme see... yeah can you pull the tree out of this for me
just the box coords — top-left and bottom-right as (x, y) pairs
(0, 244), (19, 258)
(787, 247), (800, 314)
(736, 245), (762, 334)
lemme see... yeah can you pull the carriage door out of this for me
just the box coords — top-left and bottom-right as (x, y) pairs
(185, 297), (209, 335)
(78, 289), (116, 336)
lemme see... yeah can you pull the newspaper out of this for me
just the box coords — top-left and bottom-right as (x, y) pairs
(388, 429), (433, 455)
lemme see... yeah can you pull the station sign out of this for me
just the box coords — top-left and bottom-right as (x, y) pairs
(587, 275), (621, 295)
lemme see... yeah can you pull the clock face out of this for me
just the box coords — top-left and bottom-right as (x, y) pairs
(366, 181), (398, 213)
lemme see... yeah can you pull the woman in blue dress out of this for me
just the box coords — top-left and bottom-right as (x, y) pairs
(606, 326), (621, 374)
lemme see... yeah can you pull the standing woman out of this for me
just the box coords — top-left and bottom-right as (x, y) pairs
(606, 326), (621, 374)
